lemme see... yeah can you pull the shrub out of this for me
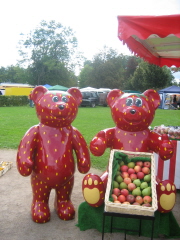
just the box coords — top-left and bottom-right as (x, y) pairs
(0, 95), (29, 107)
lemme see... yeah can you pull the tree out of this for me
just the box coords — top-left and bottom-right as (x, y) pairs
(18, 20), (80, 86)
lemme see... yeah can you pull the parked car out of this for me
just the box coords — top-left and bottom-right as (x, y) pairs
(80, 91), (99, 107)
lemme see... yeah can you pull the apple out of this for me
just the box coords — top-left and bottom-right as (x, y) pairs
(137, 171), (145, 179)
(124, 177), (132, 185)
(121, 172), (129, 178)
(112, 188), (121, 196)
(121, 189), (129, 197)
(114, 200), (120, 203)
(143, 161), (151, 168)
(128, 168), (135, 175)
(136, 161), (143, 167)
(119, 182), (128, 190)
(119, 161), (124, 166)
(126, 194), (135, 204)
(113, 181), (119, 189)
(127, 162), (135, 168)
(140, 182), (148, 190)
(128, 182), (136, 191)
(133, 202), (140, 205)
(130, 173), (137, 181)
(142, 203), (151, 207)
(122, 201), (130, 204)
(115, 175), (123, 183)
(120, 165), (128, 172)
(117, 194), (126, 203)
(144, 174), (151, 182)
(133, 179), (141, 187)
(143, 196), (152, 204)
(142, 167), (150, 175)
(111, 194), (117, 201)
(135, 196), (143, 204)
(134, 165), (141, 173)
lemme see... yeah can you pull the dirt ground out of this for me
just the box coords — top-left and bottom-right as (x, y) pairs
(0, 149), (179, 240)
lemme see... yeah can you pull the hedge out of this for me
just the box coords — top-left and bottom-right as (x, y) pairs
(0, 95), (29, 107)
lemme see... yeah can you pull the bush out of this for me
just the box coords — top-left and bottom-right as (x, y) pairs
(0, 95), (29, 107)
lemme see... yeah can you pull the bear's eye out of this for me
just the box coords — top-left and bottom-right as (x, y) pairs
(52, 96), (59, 102)
(135, 98), (142, 107)
(126, 98), (133, 106)
(62, 96), (68, 103)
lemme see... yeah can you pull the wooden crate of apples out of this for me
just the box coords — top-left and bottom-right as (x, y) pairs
(105, 150), (158, 216)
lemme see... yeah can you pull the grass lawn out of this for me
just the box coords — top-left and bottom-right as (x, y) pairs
(0, 106), (180, 170)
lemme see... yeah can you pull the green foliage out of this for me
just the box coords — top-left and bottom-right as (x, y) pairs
(0, 95), (29, 107)
(0, 106), (180, 171)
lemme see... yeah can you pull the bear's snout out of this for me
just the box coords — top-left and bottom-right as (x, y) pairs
(130, 109), (136, 114)
(59, 104), (65, 110)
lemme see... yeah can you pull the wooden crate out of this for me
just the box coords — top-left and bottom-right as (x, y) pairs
(105, 150), (157, 216)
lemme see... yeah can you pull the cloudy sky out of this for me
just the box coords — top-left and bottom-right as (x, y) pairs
(0, 0), (180, 79)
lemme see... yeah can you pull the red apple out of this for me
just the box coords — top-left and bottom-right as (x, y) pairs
(118, 194), (126, 203)
(134, 165), (141, 173)
(135, 196), (143, 204)
(142, 167), (150, 175)
(143, 161), (151, 168)
(136, 161), (143, 167)
(128, 182), (136, 191)
(128, 168), (135, 175)
(126, 194), (135, 204)
(121, 172), (129, 178)
(120, 165), (128, 172)
(124, 177), (132, 185)
(142, 203), (151, 207)
(112, 188), (121, 196)
(121, 189), (129, 197)
(143, 196), (152, 204)
(111, 194), (118, 201)
(130, 173), (137, 181)
(137, 171), (145, 179)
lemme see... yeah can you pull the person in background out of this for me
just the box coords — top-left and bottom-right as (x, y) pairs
(0, 90), (2, 95)
(172, 94), (177, 109)
(28, 91), (34, 107)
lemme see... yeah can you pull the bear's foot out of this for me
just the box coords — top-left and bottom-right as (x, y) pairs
(31, 201), (50, 223)
(55, 200), (75, 220)
(82, 173), (105, 207)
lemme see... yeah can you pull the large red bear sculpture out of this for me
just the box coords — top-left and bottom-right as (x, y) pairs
(17, 86), (90, 223)
(82, 89), (174, 207)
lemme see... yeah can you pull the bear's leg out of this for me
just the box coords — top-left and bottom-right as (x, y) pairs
(31, 174), (51, 223)
(82, 172), (107, 207)
(54, 176), (75, 220)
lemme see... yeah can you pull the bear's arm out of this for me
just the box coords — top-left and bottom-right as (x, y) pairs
(149, 131), (174, 160)
(90, 128), (115, 156)
(17, 125), (39, 176)
(72, 127), (91, 173)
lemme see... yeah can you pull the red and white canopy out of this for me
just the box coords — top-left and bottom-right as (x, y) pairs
(117, 15), (180, 67)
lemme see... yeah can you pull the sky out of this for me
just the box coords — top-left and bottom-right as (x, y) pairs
(0, 0), (180, 80)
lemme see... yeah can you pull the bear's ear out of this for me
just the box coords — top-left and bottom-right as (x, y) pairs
(143, 89), (160, 110)
(68, 88), (82, 106)
(107, 89), (124, 107)
(31, 86), (48, 104)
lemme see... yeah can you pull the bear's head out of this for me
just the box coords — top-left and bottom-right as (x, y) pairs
(107, 89), (160, 132)
(31, 86), (82, 128)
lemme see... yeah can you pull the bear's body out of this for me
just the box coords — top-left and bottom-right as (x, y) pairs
(82, 89), (174, 207)
(17, 86), (90, 223)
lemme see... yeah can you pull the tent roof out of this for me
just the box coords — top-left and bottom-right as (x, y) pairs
(117, 15), (180, 67)
(48, 85), (69, 91)
(158, 85), (180, 93)
(43, 84), (52, 89)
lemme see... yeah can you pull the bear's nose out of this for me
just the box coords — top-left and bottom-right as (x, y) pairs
(59, 105), (65, 110)
(130, 109), (136, 114)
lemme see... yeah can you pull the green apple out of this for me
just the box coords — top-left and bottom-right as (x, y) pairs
(119, 161), (124, 167)
(115, 175), (123, 183)
(113, 181), (119, 189)
(133, 179), (141, 187)
(144, 174), (151, 182)
(140, 182), (148, 190)
(128, 162), (135, 168)
(132, 187), (141, 196)
(142, 187), (151, 196)
(119, 182), (128, 189)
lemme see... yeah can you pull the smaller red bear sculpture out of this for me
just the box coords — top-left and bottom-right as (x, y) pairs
(82, 89), (174, 207)
(17, 86), (90, 223)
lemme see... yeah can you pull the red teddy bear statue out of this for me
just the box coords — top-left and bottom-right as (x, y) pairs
(82, 89), (174, 207)
(17, 86), (90, 223)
